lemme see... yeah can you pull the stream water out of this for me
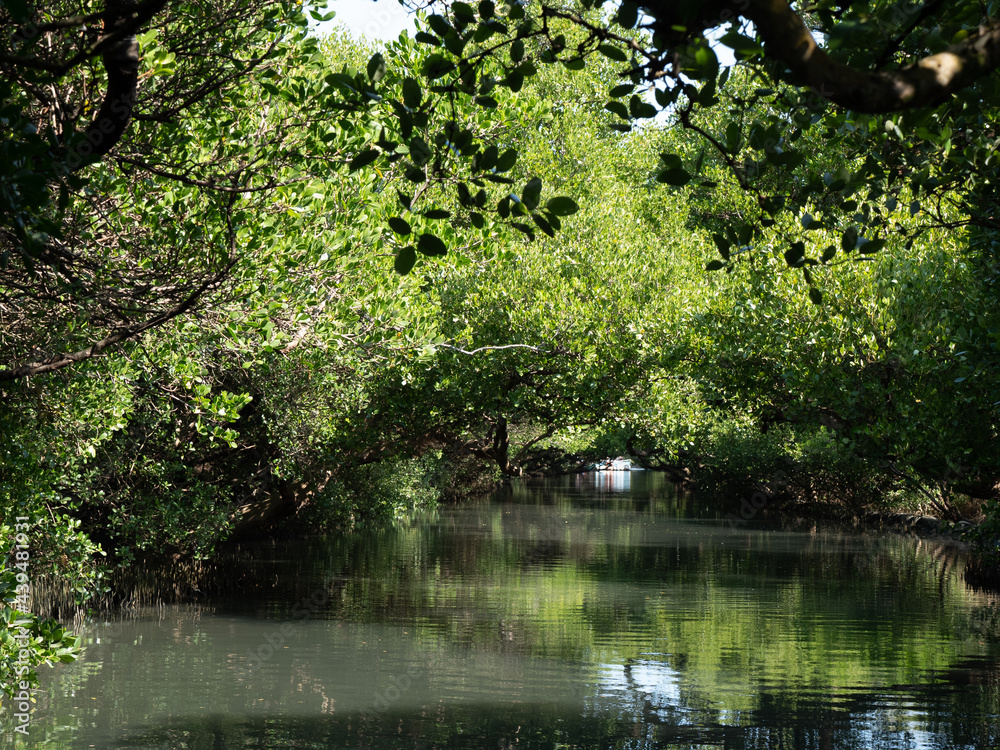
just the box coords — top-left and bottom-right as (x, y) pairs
(9, 472), (1000, 748)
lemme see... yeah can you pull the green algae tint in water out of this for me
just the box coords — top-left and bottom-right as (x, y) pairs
(12, 472), (1000, 749)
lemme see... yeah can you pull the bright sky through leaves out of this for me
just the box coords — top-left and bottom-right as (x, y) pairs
(321, 0), (417, 40)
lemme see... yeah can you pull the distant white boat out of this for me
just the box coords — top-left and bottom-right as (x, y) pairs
(591, 457), (632, 471)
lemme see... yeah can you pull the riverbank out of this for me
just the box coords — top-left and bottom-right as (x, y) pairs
(15, 461), (1000, 625)
(699, 473), (1000, 592)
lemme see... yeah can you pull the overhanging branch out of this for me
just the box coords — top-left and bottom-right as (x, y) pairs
(0, 264), (233, 381)
(439, 343), (541, 355)
(740, 0), (1000, 112)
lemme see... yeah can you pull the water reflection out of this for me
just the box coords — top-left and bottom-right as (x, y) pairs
(577, 468), (635, 493)
(8, 472), (1000, 749)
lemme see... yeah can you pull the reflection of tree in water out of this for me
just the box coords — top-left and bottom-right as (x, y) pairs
(610, 653), (1000, 749)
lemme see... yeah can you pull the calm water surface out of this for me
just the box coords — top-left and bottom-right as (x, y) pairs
(12, 473), (1000, 748)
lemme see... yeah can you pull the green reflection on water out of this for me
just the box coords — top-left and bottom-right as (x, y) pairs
(6, 472), (1000, 749)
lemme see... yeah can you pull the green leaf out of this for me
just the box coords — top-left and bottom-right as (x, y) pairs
(409, 136), (432, 166)
(719, 30), (762, 58)
(598, 44), (627, 62)
(712, 234), (731, 260)
(531, 213), (555, 237)
(784, 241), (806, 267)
(402, 78), (422, 109)
(545, 196), (579, 216)
(367, 53), (386, 83)
(615, 1), (638, 28)
(477, 144), (499, 171)
(609, 84), (635, 98)
(388, 217), (411, 235)
(422, 53), (455, 79)
(521, 177), (543, 210)
(768, 150), (804, 168)
(398, 110), (413, 139)
(760, 194), (785, 215)
(657, 168), (690, 186)
(446, 35), (469, 56)
(660, 153), (683, 170)
(687, 44), (719, 81)
(395, 246), (416, 274)
(511, 221), (535, 239)
(452, 1), (476, 20)
(349, 148), (379, 171)
(424, 209), (452, 219)
(841, 226), (858, 252)
(3, 0), (31, 22)
(808, 287), (823, 305)
(717, 65), (731, 90)
(725, 122), (741, 154)
(654, 87), (678, 107)
(699, 77), (718, 106)
(427, 14), (452, 36)
(604, 100), (629, 119)
(737, 223), (753, 246)
(858, 238), (886, 254)
(706, 259), (727, 271)
(495, 148), (518, 172)
(629, 95), (657, 119)
(417, 233), (448, 256)
(820, 244), (837, 262)
(505, 70), (525, 92)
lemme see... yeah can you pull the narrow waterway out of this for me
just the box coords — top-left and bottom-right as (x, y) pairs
(14, 473), (1000, 748)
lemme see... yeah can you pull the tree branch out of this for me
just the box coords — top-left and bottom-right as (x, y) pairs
(0, 264), (233, 381)
(872, 0), (948, 69)
(512, 424), (557, 464)
(115, 156), (309, 193)
(439, 343), (541, 355)
(738, 0), (1000, 112)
